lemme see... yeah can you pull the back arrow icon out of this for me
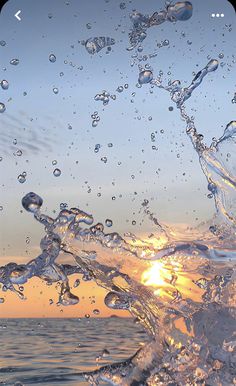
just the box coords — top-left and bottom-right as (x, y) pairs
(15, 10), (21, 21)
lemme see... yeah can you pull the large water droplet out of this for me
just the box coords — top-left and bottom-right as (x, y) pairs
(167, 1), (193, 21)
(22, 192), (43, 213)
(104, 292), (130, 310)
(206, 59), (219, 72)
(1, 80), (9, 90)
(138, 70), (153, 84)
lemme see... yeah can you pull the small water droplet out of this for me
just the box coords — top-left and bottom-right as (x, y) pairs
(1, 80), (9, 90)
(53, 87), (59, 94)
(53, 168), (61, 177)
(10, 58), (19, 65)
(105, 219), (113, 227)
(18, 174), (26, 183)
(0, 103), (6, 113)
(0, 40), (6, 46)
(49, 54), (56, 63)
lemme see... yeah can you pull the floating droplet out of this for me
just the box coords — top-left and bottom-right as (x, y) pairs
(73, 279), (80, 288)
(138, 70), (153, 84)
(0, 40), (6, 46)
(1, 80), (9, 90)
(105, 219), (113, 227)
(53, 87), (59, 94)
(117, 85), (124, 93)
(53, 168), (61, 177)
(0, 103), (6, 113)
(206, 59), (219, 72)
(49, 54), (56, 63)
(162, 39), (169, 46)
(10, 58), (19, 65)
(22, 192), (43, 213)
(167, 1), (193, 21)
(93, 309), (100, 315)
(18, 174), (26, 183)
(52, 160), (57, 165)
(104, 292), (130, 310)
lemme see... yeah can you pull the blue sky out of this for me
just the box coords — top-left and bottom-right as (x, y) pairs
(0, 0), (235, 261)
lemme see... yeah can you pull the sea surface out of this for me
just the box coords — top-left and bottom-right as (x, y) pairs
(0, 318), (147, 386)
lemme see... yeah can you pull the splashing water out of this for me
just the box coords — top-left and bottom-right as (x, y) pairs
(128, 1), (193, 50)
(1, 1), (236, 385)
(84, 37), (115, 54)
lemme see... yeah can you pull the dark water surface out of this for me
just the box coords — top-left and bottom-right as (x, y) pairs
(0, 318), (147, 385)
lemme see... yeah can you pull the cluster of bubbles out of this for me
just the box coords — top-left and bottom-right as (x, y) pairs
(91, 111), (100, 127)
(94, 84), (129, 105)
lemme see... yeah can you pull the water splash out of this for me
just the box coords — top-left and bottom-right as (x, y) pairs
(84, 37), (115, 54)
(1, 1), (236, 385)
(128, 1), (193, 50)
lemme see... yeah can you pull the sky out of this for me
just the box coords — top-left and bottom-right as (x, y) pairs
(0, 0), (235, 317)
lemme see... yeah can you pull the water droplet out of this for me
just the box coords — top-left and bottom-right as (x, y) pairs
(218, 52), (224, 59)
(0, 103), (6, 113)
(162, 39), (169, 46)
(206, 59), (219, 72)
(101, 156), (107, 163)
(53, 87), (59, 94)
(167, 1), (193, 21)
(138, 70), (153, 84)
(18, 174), (26, 183)
(169, 106), (174, 111)
(73, 279), (80, 288)
(49, 54), (56, 63)
(105, 219), (113, 227)
(1, 80), (9, 90)
(22, 192), (43, 213)
(0, 298), (4, 304)
(52, 160), (57, 165)
(10, 58), (19, 65)
(53, 168), (61, 177)
(116, 85), (124, 93)
(93, 309), (100, 315)
(85, 313), (90, 318)
(0, 40), (6, 46)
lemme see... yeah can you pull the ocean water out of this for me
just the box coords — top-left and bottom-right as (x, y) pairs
(0, 318), (147, 386)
